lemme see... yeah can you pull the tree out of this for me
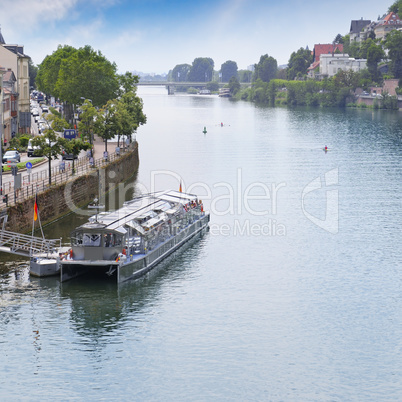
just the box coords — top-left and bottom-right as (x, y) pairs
(384, 30), (402, 78)
(367, 43), (385, 81)
(287, 48), (313, 80)
(29, 60), (38, 89)
(47, 114), (70, 132)
(389, 0), (402, 13)
(333, 34), (344, 44)
(36, 45), (77, 97)
(238, 69), (252, 83)
(95, 100), (119, 154)
(187, 58), (214, 82)
(220, 60), (238, 82)
(78, 99), (98, 149)
(117, 71), (139, 96)
(32, 129), (64, 185)
(171, 64), (191, 82)
(59, 138), (90, 175)
(228, 76), (241, 95)
(253, 54), (277, 83)
(117, 90), (147, 145)
(55, 45), (119, 108)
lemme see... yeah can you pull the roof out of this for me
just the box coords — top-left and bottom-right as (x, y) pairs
(379, 11), (402, 25)
(82, 190), (198, 232)
(313, 44), (344, 62)
(3, 69), (16, 83)
(350, 19), (371, 33)
(307, 61), (320, 71)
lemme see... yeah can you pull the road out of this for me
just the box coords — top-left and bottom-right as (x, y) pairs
(1, 101), (121, 194)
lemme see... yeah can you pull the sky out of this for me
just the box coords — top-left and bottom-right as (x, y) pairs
(1, 0), (388, 75)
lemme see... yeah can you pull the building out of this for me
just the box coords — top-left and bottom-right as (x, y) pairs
(374, 12), (402, 40)
(319, 54), (367, 77)
(0, 28), (31, 139)
(349, 18), (371, 43)
(0, 68), (17, 144)
(307, 43), (345, 78)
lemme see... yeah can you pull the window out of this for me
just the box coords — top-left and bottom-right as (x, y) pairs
(83, 233), (101, 247)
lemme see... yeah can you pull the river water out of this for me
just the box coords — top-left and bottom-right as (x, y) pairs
(1, 87), (401, 401)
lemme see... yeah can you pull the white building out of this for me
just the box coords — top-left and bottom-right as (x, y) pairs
(319, 54), (367, 77)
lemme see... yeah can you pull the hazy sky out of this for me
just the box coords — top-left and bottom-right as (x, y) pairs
(1, 0), (388, 74)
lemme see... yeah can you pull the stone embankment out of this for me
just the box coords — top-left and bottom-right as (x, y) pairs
(4, 141), (139, 233)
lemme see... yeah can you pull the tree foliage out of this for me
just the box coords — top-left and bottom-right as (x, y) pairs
(187, 58), (214, 82)
(171, 64), (191, 82)
(384, 30), (402, 78)
(253, 54), (277, 83)
(287, 48), (313, 80)
(32, 129), (64, 185)
(389, 0), (402, 13)
(55, 45), (119, 107)
(221, 60), (238, 82)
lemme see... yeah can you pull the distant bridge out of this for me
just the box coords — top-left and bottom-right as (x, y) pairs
(137, 81), (250, 94)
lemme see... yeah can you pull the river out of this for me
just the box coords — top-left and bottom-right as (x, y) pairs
(1, 86), (401, 401)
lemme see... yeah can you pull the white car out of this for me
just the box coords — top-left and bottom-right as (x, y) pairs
(32, 108), (39, 116)
(42, 105), (49, 113)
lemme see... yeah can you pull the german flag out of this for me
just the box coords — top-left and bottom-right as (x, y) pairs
(179, 181), (182, 193)
(34, 194), (38, 221)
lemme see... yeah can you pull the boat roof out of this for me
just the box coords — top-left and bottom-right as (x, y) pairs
(78, 190), (198, 232)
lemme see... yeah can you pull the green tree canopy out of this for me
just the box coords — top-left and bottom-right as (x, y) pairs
(55, 45), (119, 107)
(171, 64), (191, 82)
(228, 76), (241, 95)
(367, 42), (385, 81)
(220, 60), (238, 82)
(389, 0), (402, 13)
(187, 58), (214, 82)
(384, 30), (402, 78)
(238, 69), (253, 82)
(32, 129), (64, 185)
(36, 45), (77, 97)
(287, 48), (313, 80)
(253, 54), (278, 83)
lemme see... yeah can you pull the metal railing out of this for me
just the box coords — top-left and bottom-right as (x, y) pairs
(0, 229), (61, 257)
(0, 142), (136, 208)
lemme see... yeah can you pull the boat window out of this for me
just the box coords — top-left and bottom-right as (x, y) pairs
(115, 235), (123, 247)
(83, 233), (101, 247)
(104, 233), (115, 247)
(71, 231), (83, 246)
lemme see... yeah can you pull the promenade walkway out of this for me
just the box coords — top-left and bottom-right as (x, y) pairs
(0, 136), (135, 209)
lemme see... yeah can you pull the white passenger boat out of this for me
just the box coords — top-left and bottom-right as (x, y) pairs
(60, 190), (210, 282)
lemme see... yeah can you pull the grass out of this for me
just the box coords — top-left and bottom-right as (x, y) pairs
(3, 157), (45, 172)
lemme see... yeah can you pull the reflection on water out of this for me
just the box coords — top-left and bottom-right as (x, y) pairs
(1, 88), (401, 400)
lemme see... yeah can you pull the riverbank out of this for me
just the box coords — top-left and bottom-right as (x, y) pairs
(4, 141), (139, 233)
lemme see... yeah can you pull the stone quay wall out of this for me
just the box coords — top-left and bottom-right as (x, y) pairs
(5, 143), (139, 233)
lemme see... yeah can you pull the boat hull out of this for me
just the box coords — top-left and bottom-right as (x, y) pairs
(61, 214), (209, 283)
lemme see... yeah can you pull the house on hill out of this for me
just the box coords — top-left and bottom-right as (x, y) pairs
(312, 43), (344, 63)
(349, 18), (371, 43)
(307, 43), (344, 78)
(374, 12), (402, 40)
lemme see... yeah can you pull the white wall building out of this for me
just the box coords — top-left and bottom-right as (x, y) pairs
(319, 54), (367, 77)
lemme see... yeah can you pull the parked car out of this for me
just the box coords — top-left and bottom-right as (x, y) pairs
(3, 150), (20, 163)
(41, 105), (49, 113)
(62, 150), (78, 160)
(27, 140), (42, 157)
(32, 108), (39, 116)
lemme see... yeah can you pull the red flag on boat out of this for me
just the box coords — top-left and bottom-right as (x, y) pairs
(34, 194), (38, 221)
